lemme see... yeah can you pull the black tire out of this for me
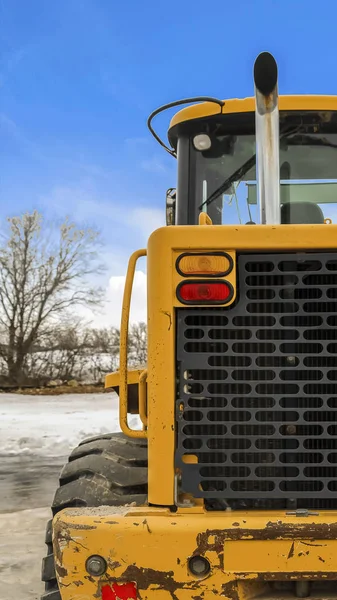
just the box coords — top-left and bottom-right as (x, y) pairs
(41, 432), (148, 600)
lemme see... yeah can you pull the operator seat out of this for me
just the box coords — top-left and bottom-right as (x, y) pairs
(281, 202), (325, 224)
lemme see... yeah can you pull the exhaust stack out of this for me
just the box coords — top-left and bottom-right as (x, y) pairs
(254, 52), (280, 224)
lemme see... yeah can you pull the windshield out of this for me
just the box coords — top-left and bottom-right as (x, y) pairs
(192, 131), (337, 225)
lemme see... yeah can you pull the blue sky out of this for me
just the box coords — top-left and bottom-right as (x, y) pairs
(1, 0), (337, 324)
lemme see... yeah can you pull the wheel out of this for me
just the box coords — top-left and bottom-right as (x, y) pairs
(41, 432), (148, 600)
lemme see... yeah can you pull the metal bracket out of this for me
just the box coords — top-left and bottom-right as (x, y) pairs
(286, 509), (319, 517)
(174, 474), (194, 508)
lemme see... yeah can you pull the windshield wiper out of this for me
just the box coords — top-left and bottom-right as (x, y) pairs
(198, 154), (256, 211)
(198, 131), (336, 212)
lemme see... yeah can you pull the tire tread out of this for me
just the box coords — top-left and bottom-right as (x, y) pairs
(41, 432), (147, 600)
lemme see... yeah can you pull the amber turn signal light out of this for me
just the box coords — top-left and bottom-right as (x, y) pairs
(177, 281), (233, 304)
(177, 252), (232, 277)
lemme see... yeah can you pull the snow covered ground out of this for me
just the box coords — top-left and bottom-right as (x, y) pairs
(1, 392), (120, 461)
(0, 507), (50, 600)
(0, 391), (134, 599)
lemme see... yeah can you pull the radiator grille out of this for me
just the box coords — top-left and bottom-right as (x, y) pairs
(176, 253), (337, 509)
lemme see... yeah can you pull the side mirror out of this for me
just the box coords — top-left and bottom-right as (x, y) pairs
(166, 188), (176, 225)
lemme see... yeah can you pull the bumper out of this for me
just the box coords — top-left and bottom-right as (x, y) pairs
(53, 507), (337, 600)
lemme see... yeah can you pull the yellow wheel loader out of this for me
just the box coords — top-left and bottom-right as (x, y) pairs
(42, 52), (337, 600)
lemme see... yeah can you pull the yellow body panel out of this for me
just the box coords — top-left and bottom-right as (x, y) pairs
(146, 223), (337, 506)
(95, 223), (337, 600)
(169, 94), (337, 129)
(53, 507), (337, 600)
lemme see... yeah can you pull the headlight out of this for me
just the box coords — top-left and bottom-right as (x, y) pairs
(193, 133), (211, 151)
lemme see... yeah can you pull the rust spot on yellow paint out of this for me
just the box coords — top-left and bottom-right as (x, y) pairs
(161, 310), (172, 330)
(222, 580), (239, 600)
(142, 518), (152, 533)
(69, 522), (96, 530)
(121, 564), (200, 600)
(56, 564), (68, 578)
(287, 542), (295, 559)
(300, 541), (326, 547)
(107, 560), (122, 571)
(255, 572), (337, 581)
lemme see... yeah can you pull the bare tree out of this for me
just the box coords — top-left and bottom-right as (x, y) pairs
(89, 326), (120, 379)
(0, 211), (104, 384)
(34, 324), (120, 383)
(36, 321), (92, 382)
(128, 322), (147, 366)
(90, 326), (120, 356)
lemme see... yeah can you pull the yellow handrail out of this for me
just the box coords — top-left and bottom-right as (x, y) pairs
(119, 249), (147, 438)
(139, 369), (148, 427)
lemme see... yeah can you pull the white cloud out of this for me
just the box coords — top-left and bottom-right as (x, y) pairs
(83, 270), (147, 328)
(128, 206), (165, 240)
(40, 184), (165, 242)
(40, 184), (110, 219)
(108, 270), (147, 325)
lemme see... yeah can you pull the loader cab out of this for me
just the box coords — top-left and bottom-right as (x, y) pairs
(166, 98), (337, 226)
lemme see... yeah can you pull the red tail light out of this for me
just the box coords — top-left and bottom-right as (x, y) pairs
(177, 281), (232, 304)
(102, 583), (137, 600)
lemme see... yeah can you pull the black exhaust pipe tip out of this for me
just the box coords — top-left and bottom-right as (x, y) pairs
(254, 52), (278, 96)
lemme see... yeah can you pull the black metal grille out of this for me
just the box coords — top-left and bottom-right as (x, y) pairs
(176, 253), (337, 509)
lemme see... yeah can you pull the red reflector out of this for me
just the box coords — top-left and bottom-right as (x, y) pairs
(102, 582), (137, 600)
(178, 281), (232, 303)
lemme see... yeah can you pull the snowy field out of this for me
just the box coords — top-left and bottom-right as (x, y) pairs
(0, 392), (120, 464)
(0, 391), (128, 600)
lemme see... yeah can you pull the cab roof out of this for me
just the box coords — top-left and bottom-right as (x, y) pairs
(169, 95), (337, 130)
